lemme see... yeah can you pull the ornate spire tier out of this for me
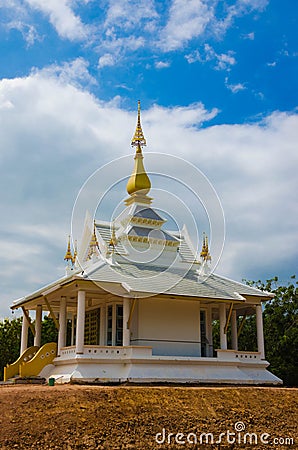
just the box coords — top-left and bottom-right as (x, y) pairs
(88, 222), (100, 259)
(64, 235), (73, 265)
(200, 232), (211, 262)
(131, 100), (147, 150)
(125, 101), (152, 206)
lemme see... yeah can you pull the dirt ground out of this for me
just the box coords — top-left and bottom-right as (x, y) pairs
(0, 385), (297, 450)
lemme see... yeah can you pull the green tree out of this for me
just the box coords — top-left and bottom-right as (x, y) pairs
(238, 315), (257, 352)
(41, 316), (58, 345)
(245, 276), (298, 387)
(0, 317), (22, 380)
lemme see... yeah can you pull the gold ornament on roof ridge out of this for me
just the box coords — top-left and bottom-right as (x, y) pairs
(72, 240), (78, 264)
(109, 222), (117, 250)
(88, 221), (99, 258)
(64, 235), (73, 263)
(200, 232), (211, 261)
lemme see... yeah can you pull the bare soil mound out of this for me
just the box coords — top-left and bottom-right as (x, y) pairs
(0, 385), (297, 449)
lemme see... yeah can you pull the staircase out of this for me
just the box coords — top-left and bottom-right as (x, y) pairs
(4, 346), (39, 381)
(4, 343), (57, 382)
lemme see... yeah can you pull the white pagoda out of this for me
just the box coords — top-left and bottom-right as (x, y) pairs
(5, 102), (282, 385)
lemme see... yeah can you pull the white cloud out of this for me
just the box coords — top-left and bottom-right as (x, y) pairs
(24, 0), (89, 41)
(145, 102), (219, 130)
(159, 0), (213, 51)
(225, 77), (246, 93)
(98, 32), (145, 59)
(214, 52), (236, 70)
(98, 53), (115, 69)
(214, 0), (268, 36)
(104, 0), (158, 31)
(186, 44), (236, 71)
(0, 0), (269, 67)
(32, 57), (97, 88)
(0, 71), (297, 317)
(185, 50), (201, 64)
(5, 21), (40, 46)
(155, 61), (170, 69)
(242, 31), (255, 40)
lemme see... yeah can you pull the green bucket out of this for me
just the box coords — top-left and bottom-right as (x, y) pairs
(48, 377), (55, 386)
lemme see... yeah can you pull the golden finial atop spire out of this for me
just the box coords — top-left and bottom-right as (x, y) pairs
(200, 233), (211, 261)
(108, 222), (117, 252)
(64, 235), (73, 264)
(131, 100), (146, 152)
(72, 240), (77, 264)
(126, 101), (152, 204)
(88, 221), (99, 259)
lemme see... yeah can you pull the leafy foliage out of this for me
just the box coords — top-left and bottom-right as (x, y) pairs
(245, 275), (298, 387)
(207, 276), (297, 386)
(0, 317), (22, 380)
(41, 317), (58, 346)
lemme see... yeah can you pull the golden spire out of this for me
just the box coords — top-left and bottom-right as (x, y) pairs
(72, 240), (77, 264)
(64, 235), (73, 264)
(131, 100), (147, 152)
(200, 233), (211, 261)
(108, 222), (117, 252)
(88, 222), (99, 258)
(126, 101), (151, 203)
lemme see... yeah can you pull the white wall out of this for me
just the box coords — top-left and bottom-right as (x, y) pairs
(131, 297), (201, 356)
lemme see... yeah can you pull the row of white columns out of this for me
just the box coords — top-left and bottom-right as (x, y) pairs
(218, 302), (265, 359)
(19, 292), (87, 355)
(20, 304), (42, 355)
(219, 306), (239, 351)
(20, 295), (265, 360)
(19, 292), (124, 356)
(59, 291), (131, 354)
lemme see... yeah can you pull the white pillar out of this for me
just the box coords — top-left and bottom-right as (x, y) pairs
(256, 304), (265, 359)
(100, 304), (105, 345)
(123, 298), (130, 346)
(198, 301), (201, 356)
(34, 305), (42, 347)
(205, 306), (213, 357)
(231, 310), (238, 351)
(71, 312), (75, 346)
(20, 310), (29, 355)
(219, 303), (227, 350)
(58, 297), (67, 356)
(76, 291), (85, 354)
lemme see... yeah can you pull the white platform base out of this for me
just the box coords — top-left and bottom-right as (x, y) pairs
(44, 346), (282, 385)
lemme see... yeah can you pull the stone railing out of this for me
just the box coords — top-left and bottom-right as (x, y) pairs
(59, 345), (152, 360)
(216, 349), (262, 362)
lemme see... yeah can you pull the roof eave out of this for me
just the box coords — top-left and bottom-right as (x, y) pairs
(10, 273), (82, 310)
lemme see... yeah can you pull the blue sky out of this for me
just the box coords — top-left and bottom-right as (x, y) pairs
(0, 0), (297, 317)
